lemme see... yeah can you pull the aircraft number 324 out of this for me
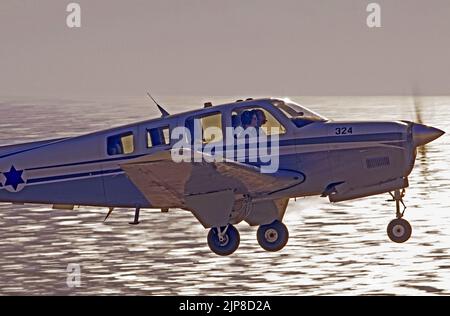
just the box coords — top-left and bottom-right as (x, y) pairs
(335, 127), (353, 135)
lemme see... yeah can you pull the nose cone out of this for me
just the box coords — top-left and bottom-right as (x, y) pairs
(412, 123), (445, 147)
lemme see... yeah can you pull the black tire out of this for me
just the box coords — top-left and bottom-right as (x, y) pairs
(387, 218), (412, 243)
(257, 220), (289, 252)
(207, 225), (240, 256)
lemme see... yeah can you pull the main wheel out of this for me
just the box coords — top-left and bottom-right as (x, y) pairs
(257, 220), (289, 252)
(387, 218), (412, 243)
(207, 225), (240, 256)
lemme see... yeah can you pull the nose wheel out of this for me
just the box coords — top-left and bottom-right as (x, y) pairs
(257, 220), (289, 252)
(207, 224), (240, 256)
(387, 218), (412, 243)
(386, 189), (412, 243)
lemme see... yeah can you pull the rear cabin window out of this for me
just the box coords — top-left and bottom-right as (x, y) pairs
(185, 112), (223, 144)
(147, 126), (170, 148)
(107, 132), (134, 155)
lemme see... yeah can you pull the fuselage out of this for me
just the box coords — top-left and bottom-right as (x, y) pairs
(0, 98), (440, 208)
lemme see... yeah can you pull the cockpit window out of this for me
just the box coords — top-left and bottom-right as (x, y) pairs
(231, 107), (286, 136)
(107, 131), (134, 155)
(271, 99), (328, 127)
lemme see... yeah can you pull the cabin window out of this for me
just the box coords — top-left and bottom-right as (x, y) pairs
(185, 112), (223, 144)
(107, 132), (134, 155)
(147, 126), (170, 148)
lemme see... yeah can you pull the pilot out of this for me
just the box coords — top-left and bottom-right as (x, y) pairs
(252, 109), (267, 136)
(254, 109), (267, 128)
(239, 111), (251, 129)
(237, 110), (258, 138)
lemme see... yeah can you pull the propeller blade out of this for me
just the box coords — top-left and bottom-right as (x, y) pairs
(411, 93), (431, 179)
(413, 95), (423, 125)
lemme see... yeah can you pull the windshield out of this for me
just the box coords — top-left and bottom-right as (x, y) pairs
(271, 98), (328, 121)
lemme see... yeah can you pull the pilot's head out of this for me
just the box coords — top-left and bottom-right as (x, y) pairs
(253, 109), (267, 127)
(240, 110), (254, 128)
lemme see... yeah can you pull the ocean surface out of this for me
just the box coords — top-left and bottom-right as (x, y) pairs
(0, 96), (449, 295)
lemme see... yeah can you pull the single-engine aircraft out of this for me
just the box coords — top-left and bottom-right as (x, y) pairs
(0, 97), (445, 255)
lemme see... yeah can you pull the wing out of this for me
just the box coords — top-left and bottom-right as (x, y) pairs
(120, 149), (304, 208)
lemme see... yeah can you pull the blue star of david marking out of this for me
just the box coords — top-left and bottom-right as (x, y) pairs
(3, 166), (25, 191)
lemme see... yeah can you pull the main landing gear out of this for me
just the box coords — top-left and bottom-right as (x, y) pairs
(257, 220), (289, 252)
(207, 220), (290, 256)
(207, 225), (240, 256)
(386, 189), (412, 243)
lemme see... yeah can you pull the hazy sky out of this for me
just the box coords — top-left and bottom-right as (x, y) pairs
(1, 0), (450, 97)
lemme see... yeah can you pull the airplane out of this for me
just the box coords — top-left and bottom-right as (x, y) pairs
(0, 97), (445, 255)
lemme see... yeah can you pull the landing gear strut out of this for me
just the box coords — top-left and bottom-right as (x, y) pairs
(386, 189), (412, 243)
(129, 207), (140, 225)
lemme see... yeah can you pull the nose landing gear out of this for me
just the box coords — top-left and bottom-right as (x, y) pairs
(387, 218), (412, 243)
(386, 189), (412, 243)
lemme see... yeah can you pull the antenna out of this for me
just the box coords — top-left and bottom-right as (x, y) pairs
(147, 92), (170, 117)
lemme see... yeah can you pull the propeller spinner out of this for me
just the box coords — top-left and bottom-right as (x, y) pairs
(411, 95), (445, 148)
